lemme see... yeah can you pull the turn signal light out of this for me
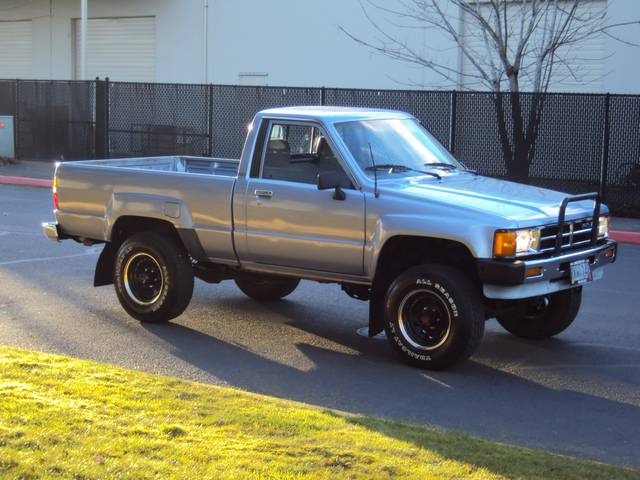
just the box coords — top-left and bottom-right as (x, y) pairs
(525, 267), (544, 278)
(493, 231), (516, 257)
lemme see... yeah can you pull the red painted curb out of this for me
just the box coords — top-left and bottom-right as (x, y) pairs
(610, 230), (640, 245)
(0, 175), (52, 188)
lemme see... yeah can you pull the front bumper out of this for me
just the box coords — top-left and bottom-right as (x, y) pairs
(478, 239), (617, 300)
(42, 221), (65, 243)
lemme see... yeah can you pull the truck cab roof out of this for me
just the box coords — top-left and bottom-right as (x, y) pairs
(258, 106), (414, 123)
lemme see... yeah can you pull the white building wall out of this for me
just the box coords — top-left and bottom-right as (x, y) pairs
(206, 0), (456, 89)
(0, 0), (203, 82)
(604, 0), (640, 94)
(0, 0), (638, 93)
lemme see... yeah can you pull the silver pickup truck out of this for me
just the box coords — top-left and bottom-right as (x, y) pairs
(43, 106), (617, 370)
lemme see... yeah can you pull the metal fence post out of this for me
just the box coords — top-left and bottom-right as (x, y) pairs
(95, 78), (104, 159)
(13, 79), (20, 159)
(320, 86), (326, 106)
(104, 77), (110, 158)
(599, 93), (611, 201)
(208, 83), (214, 156)
(449, 90), (457, 154)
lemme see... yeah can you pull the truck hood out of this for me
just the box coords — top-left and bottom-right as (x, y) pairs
(381, 173), (601, 225)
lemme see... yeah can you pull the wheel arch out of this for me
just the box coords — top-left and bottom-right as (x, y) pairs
(94, 216), (204, 287)
(368, 235), (481, 337)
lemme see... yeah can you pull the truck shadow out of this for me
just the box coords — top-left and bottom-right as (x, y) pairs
(141, 293), (640, 469)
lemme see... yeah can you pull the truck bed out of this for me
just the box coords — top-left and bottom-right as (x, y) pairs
(76, 156), (239, 177)
(54, 155), (240, 263)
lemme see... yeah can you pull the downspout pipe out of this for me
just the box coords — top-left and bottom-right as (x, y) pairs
(203, 0), (209, 83)
(80, 0), (87, 80)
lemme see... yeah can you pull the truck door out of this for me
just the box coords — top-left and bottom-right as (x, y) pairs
(239, 120), (365, 275)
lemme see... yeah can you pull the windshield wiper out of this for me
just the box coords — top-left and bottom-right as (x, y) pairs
(366, 164), (441, 180)
(424, 162), (478, 175)
(424, 162), (457, 169)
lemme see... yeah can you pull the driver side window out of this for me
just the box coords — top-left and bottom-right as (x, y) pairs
(261, 122), (353, 188)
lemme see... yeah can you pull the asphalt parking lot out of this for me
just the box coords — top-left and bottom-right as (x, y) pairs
(1, 183), (639, 467)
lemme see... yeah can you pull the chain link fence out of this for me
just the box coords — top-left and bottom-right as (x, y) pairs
(107, 81), (210, 158)
(2, 80), (96, 160)
(0, 79), (638, 216)
(607, 95), (640, 216)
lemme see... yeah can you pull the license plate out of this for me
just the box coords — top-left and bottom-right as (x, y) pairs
(570, 259), (592, 285)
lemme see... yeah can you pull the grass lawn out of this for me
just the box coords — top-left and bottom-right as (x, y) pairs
(0, 346), (638, 480)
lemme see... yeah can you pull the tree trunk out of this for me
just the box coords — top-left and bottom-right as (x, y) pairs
(509, 135), (531, 184)
(494, 90), (543, 185)
(507, 91), (531, 184)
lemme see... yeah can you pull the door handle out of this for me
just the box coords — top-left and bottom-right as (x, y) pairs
(254, 189), (273, 198)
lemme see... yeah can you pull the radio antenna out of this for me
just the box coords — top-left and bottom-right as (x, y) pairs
(368, 142), (379, 198)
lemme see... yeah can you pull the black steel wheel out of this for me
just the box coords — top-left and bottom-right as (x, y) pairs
(123, 252), (164, 306)
(397, 289), (452, 351)
(496, 288), (582, 339)
(384, 264), (484, 370)
(114, 232), (194, 323)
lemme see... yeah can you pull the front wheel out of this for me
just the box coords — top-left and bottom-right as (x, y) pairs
(114, 232), (194, 323)
(496, 288), (582, 339)
(384, 264), (485, 370)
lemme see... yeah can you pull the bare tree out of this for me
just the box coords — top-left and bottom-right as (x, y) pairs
(341, 0), (639, 183)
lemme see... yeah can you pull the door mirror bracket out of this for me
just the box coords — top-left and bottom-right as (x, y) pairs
(317, 172), (348, 201)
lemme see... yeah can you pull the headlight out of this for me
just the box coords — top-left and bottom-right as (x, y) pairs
(598, 216), (609, 238)
(493, 228), (541, 257)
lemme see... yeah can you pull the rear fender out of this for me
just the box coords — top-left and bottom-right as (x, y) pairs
(104, 192), (193, 241)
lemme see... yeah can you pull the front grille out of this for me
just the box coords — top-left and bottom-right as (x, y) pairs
(539, 218), (595, 254)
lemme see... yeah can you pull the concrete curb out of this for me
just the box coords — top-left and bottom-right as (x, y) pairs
(610, 231), (640, 245)
(0, 175), (52, 188)
(1, 174), (639, 245)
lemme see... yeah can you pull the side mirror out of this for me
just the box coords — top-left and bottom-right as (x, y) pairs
(317, 171), (348, 201)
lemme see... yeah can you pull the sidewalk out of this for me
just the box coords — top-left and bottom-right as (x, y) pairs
(1, 160), (639, 242)
(0, 160), (55, 181)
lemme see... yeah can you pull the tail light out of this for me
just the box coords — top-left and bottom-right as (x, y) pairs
(52, 174), (59, 210)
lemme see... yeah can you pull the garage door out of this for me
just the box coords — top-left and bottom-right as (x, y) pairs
(460, 0), (606, 92)
(0, 20), (33, 79)
(74, 17), (156, 82)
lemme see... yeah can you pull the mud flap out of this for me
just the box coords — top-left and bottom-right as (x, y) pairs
(368, 281), (386, 337)
(94, 243), (117, 287)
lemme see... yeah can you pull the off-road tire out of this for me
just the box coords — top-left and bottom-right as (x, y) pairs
(384, 264), (484, 370)
(114, 232), (194, 323)
(235, 274), (300, 301)
(496, 288), (582, 339)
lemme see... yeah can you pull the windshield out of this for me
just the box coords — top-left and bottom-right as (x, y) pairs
(334, 118), (462, 179)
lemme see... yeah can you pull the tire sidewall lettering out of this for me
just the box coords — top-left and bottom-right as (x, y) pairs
(415, 278), (458, 318)
(391, 276), (461, 362)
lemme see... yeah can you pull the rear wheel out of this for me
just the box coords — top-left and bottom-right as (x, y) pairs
(383, 264), (484, 370)
(496, 288), (582, 339)
(234, 274), (300, 301)
(114, 232), (194, 323)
